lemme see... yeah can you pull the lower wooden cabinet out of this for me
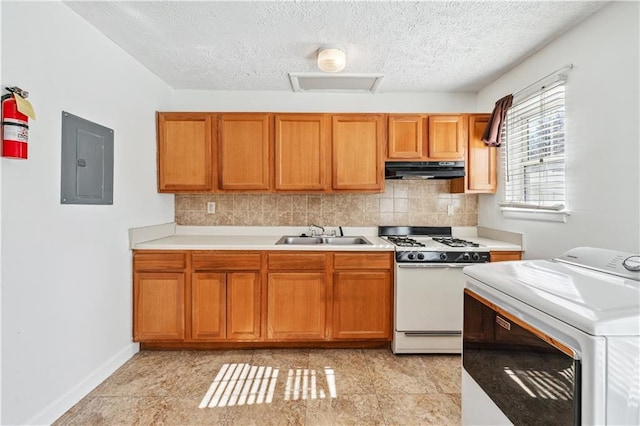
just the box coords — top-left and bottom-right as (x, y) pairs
(490, 251), (523, 262)
(190, 253), (262, 341)
(226, 272), (261, 340)
(267, 272), (327, 340)
(191, 271), (261, 341)
(133, 250), (393, 346)
(133, 272), (185, 341)
(333, 271), (391, 339)
(191, 272), (226, 340)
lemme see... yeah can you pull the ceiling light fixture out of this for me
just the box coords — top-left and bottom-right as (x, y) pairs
(317, 45), (346, 73)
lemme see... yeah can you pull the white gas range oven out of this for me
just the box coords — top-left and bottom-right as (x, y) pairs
(378, 226), (490, 354)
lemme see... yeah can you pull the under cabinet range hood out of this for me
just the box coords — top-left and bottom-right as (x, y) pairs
(384, 161), (465, 180)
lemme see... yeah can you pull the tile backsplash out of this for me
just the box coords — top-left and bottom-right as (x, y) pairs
(175, 181), (477, 227)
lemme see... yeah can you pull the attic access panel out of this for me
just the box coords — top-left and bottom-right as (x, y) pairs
(289, 73), (384, 93)
(60, 111), (114, 205)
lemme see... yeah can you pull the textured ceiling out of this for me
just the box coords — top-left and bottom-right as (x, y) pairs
(63, 1), (607, 93)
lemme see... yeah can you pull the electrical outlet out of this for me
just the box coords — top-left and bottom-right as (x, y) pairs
(207, 202), (216, 214)
(447, 204), (454, 216)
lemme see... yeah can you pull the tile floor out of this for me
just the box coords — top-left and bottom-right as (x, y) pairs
(54, 348), (461, 425)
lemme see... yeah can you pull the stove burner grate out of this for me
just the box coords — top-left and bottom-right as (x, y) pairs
(432, 237), (480, 248)
(387, 236), (425, 247)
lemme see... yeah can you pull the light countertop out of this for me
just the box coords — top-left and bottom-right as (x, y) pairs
(133, 234), (395, 251)
(130, 224), (522, 252)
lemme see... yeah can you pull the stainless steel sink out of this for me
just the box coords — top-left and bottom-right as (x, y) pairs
(275, 235), (372, 245)
(276, 236), (323, 245)
(320, 236), (371, 245)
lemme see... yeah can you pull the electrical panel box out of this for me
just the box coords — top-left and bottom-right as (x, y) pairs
(60, 111), (114, 205)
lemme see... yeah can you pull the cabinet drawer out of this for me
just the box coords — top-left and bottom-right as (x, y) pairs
(192, 252), (261, 271)
(334, 253), (392, 270)
(490, 251), (522, 262)
(268, 253), (327, 270)
(133, 251), (186, 271)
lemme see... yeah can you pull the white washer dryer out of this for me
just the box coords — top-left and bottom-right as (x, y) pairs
(462, 247), (640, 425)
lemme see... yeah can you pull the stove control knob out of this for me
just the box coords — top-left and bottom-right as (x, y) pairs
(417, 253), (425, 260)
(439, 253), (447, 261)
(462, 253), (470, 261)
(472, 253), (480, 261)
(408, 253), (415, 260)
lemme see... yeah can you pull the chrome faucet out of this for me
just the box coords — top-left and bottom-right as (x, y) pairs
(309, 224), (325, 236)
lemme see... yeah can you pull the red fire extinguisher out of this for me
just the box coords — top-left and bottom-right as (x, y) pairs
(2, 86), (31, 159)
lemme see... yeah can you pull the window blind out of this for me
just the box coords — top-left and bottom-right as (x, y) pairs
(500, 76), (567, 210)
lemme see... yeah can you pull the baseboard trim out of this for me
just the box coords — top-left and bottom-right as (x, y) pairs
(25, 342), (139, 425)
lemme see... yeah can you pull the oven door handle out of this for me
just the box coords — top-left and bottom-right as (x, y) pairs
(397, 263), (474, 268)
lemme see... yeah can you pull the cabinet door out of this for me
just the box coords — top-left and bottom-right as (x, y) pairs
(157, 113), (213, 192)
(387, 115), (425, 159)
(133, 272), (185, 341)
(191, 273), (226, 340)
(333, 271), (392, 339)
(428, 115), (465, 160)
(332, 114), (385, 191)
(227, 272), (261, 340)
(218, 114), (271, 190)
(467, 114), (497, 192)
(274, 114), (328, 191)
(267, 272), (326, 340)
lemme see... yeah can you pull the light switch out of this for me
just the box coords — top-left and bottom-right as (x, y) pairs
(207, 202), (216, 214)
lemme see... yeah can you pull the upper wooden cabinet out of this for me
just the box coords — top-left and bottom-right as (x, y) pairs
(386, 114), (465, 161)
(157, 113), (214, 192)
(387, 115), (425, 159)
(427, 115), (465, 160)
(156, 111), (497, 194)
(274, 114), (329, 191)
(451, 114), (497, 194)
(218, 114), (271, 191)
(332, 114), (385, 191)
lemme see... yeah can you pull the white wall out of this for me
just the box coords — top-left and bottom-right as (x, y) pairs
(476, 1), (640, 259)
(1, 2), (174, 424)
(168, 89), (478, 112)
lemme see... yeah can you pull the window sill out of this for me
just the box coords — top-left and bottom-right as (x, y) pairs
(500, 207), (570, 223)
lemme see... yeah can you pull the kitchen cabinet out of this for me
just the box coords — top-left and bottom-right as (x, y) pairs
(266, 253), (328, 340)
(157, 112), (214, 192)
(386, 114), (465, 161)
(428, 115), (465, 160)
(218, 113), (271, 191)
(332, 253), (392, 339)
(331, 114), (385, 191)
(134, 249), (393, 347)
(490, 251), (523, 262)
(274, 114), (329, 191)
(451, 114), (497, 193)
(191, 273), (226, 340)
(133, 252), (187, 341)
(191, 252), (262, 340)
(387, 115), (425, 159)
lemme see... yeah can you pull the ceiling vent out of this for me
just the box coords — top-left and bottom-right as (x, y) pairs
(288, 73), (384, 93)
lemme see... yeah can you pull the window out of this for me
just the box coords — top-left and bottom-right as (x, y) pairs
(501, 76), (567, 211)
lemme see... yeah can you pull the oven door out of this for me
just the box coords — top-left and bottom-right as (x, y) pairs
(463, 288), (581, 425)
(396, 263), (469, 332)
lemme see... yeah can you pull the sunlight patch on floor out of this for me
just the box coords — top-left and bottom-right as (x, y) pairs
(200, 363), (337, 408)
